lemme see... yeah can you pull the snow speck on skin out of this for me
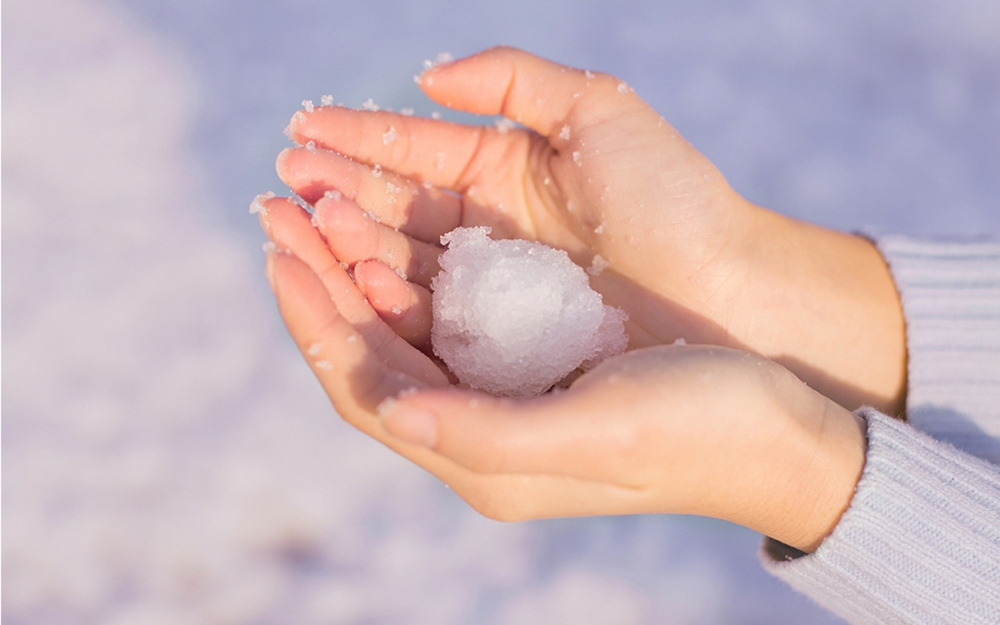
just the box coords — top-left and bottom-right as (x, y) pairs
(430, 227), (627, 397)
(495, 118), (516, 134)
(572, 151), (582, 166)
(617, 82), (629, 94)
(305, 140), (316, 153)
(400, 107), (414, 116)
(320, 94), (334, 106)
(249, 191), (275, 215)
(307, 343), (323, 356)
(587, 254), (611, 276)
(302, 99), (314, 112)
(559, 125), (571, 141)
(372, 164), (383, 178)
(323, 189), (342, 201)
(383, 126), (397, 145)
(361, 98), (380, 112)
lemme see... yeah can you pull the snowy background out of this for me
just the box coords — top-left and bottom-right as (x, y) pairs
(3, 0), (999, 623)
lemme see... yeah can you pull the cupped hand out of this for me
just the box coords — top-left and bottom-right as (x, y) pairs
(276, 46), (906, 413)
(258, 218), (865, 553)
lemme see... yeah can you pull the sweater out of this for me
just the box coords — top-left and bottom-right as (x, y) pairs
(761, 236), (1000, 624)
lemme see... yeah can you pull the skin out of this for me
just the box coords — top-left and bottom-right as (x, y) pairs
(258, 47), (905, 553)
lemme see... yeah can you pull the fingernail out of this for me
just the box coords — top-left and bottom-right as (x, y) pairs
(381, 404), (438, 448)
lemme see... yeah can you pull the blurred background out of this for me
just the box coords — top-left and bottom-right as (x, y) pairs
(3, 0), (998, 623)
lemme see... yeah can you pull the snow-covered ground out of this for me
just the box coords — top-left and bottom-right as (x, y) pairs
(3, 0), (998, 623)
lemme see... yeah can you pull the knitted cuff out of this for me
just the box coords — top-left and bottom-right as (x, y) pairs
(761, 409), (1000, 625)
(876, 236), (1000, 463)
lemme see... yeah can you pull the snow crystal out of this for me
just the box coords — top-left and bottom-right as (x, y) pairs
(261, 241), (276, 254)
(431, 227), (627, 397)
(431, 111), (441, 120)
(572, 151), (582, 166)
(587, 254), (610, 276)
(559, 125), (571, 141)
(307, 342), (323, 356)
(383, 126), (397, 145)
(323, 189), (342, 201)
(372, 163), (383, 178)
(495, 118), (516, 134)
(346, 334), (359, 344)
(320, 94), (334, 106)
(249, 191), (275, 215)
(361, 98), (380, 112)
(395, 267), (408, 280)
(391, 305), (402, 315)
(386, 182), (401, 195)
(400, 107), (414, 116)
(435, 152), (447, 170)
(594, 222), (605, 234)
(585, 69), (595, 78)
(673, 337), (687, 346)
(617, 82), (629, 94)
(315, 360), (333, 370)
(302, 99), (314, 112)
(305, 140), (316, 152)
(436, 52), (453, 64)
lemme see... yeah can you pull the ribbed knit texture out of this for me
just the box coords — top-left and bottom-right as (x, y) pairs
(878, 237), (1000, 464)
(763, 410), (1000, 624)
(761, 237), (1000, 623)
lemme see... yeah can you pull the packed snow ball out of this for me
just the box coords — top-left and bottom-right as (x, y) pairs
(431, 227), (628, 397)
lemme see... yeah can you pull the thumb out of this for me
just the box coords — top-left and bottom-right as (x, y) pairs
(418, 46), (647, 140)
(379, 387), (606, 478)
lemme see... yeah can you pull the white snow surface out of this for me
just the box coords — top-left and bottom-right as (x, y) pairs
(4, 0), (999, 623)
(431, 227), (627, 397)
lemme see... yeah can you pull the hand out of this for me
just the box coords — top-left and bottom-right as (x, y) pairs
(276, 46), (906, 414)
(259, 234), (865, 553)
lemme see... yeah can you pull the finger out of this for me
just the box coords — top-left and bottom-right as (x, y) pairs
(379, 387), (635, 482)
(276, 146), (462, 243)
(287, 105), (503, 192)
(419, 46), (646, 139)
(354, 259), (433, 349)
(260, 196), (443, 387)
(312, 193), (441, 288)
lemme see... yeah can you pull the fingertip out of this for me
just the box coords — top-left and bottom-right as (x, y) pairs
(354, 259), (411, 314)
(380, 402), (439, 448)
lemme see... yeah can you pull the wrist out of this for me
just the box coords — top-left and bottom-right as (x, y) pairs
(751, 375), (868, 553)
(734, 207), (907, 414)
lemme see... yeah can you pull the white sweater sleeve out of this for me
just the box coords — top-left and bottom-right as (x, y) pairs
(760, 237), (1000, 624)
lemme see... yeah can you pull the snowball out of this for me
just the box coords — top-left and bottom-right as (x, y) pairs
(431, 227), (627, 397)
